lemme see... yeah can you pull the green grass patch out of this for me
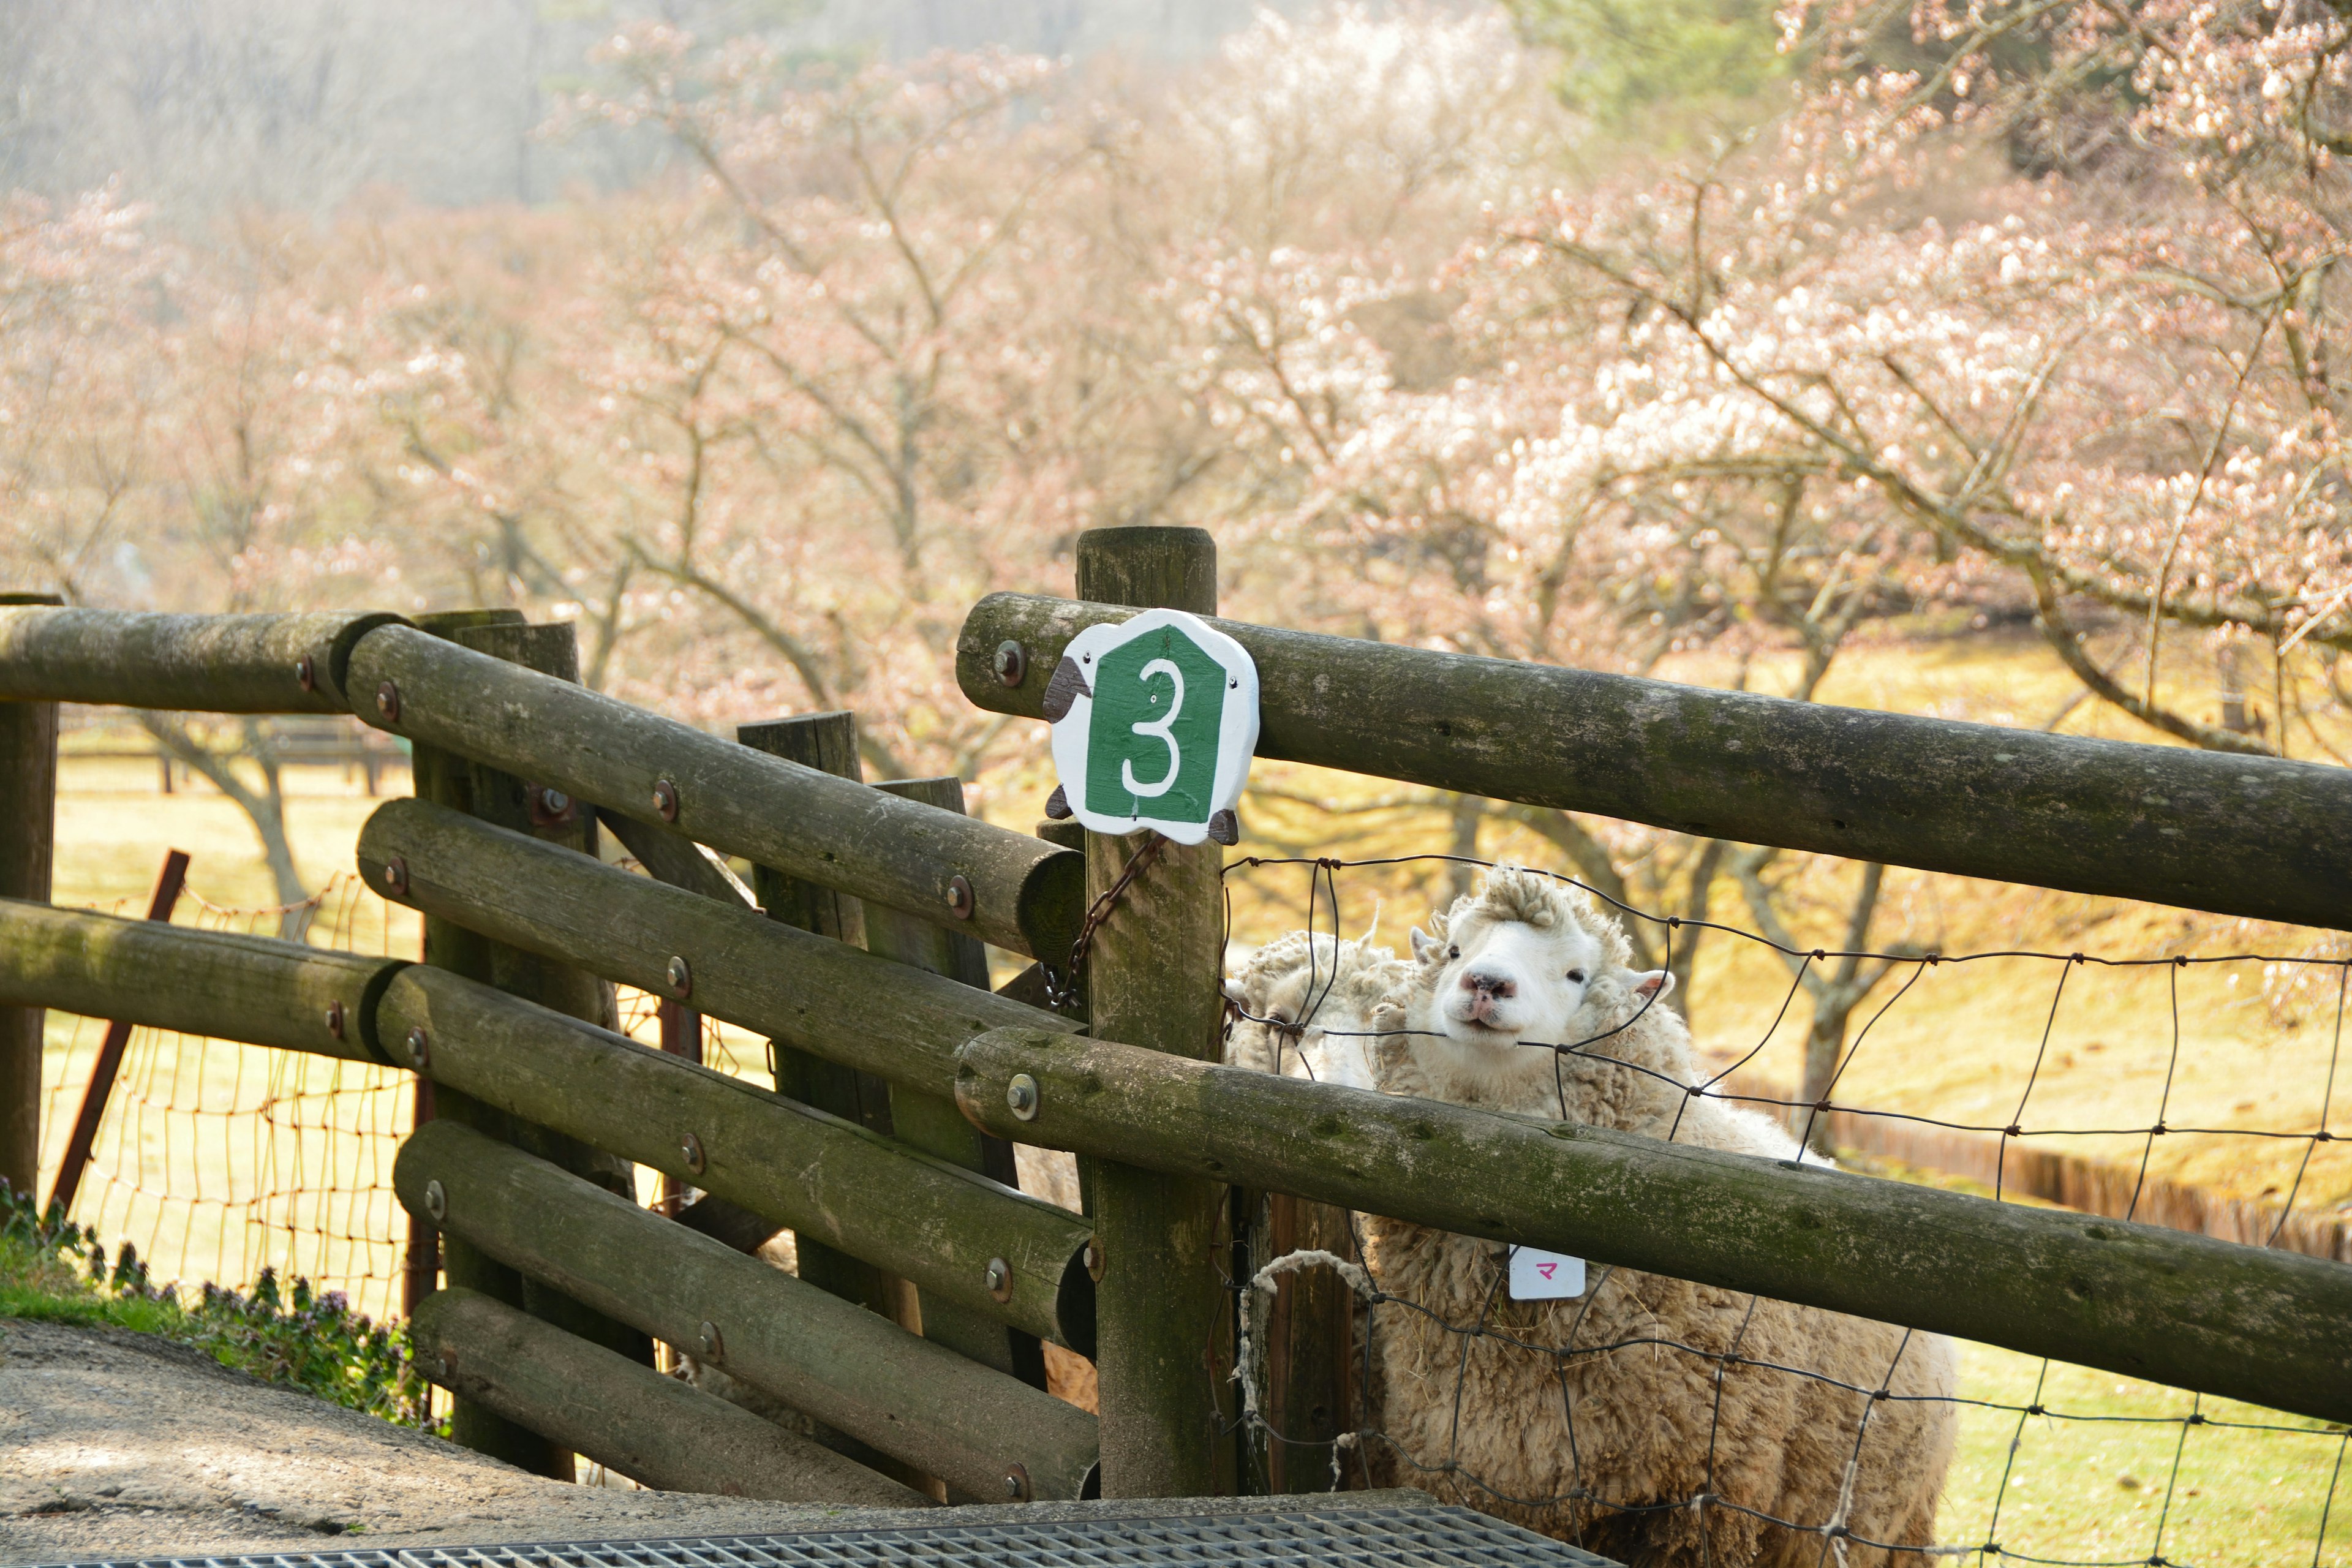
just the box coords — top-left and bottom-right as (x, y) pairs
(1, 1182), (435, 1430)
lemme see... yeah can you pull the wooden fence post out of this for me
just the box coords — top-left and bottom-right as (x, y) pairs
(406, 611), (652, 1477)
(1072, 527), (1234, 1498)
(734, 714), (908, 1324)
(1255, 1194), (1359, 1491)
(0, 591), (59, 1207)
(867, 777), (1050, 1427)
(734, 713), (939, 1498)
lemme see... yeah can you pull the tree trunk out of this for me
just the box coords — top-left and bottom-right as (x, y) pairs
(137, 712), (312, 938)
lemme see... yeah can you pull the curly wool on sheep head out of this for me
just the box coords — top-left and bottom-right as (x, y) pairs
(1221, 929), (1408, 1089)
(1408, 864), (1669, 1055)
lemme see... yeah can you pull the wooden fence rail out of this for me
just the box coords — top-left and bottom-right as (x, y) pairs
(409, 1286), (932, 1507)
(951, 1026), (2352, 1428)
(0, 608), (401, 714)
(0, 897), (405, 1063)
(957, 593), (2352, 932)
(355, 797), (1083, 1095)
(345, 625), (1082, 962)
(2, 894), (2346, 1428)
(394, 1120), (1100, 1501)
(0, 899), (1094, 1354)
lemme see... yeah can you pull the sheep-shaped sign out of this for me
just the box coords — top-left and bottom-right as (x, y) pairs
(1042, 609), (1259, 846)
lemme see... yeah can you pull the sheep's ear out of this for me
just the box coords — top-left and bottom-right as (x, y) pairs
(1632, 969), (1676, 1001)
(1411, 926), (1444, 963)
(1221, 978), (1249, 1006)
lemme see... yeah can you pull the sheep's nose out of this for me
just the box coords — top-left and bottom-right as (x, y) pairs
(1461, 968), (1516, 999)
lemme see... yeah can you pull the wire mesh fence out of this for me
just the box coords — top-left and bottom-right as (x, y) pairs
(33, 872), (416, 1321)
(29, 863), (770, 1324)
(1215, 849), (2352, 1568)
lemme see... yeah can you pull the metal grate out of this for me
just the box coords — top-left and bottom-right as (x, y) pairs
(39, 1506), (1622, 1568)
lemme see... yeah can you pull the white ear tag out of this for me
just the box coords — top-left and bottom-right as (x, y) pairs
(1509, 1246), (1586, 1301)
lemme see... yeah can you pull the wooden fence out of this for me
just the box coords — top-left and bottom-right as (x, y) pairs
(1, 529), (2349, 1509)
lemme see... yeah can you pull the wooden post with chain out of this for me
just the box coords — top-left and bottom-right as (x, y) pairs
(1072, 526), (1235, 1498)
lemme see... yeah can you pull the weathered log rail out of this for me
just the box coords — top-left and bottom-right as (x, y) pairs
(0, 605), (1085, 961)
(395, 1120), (1099, 1501)
(957, 593), (2352, 932)
(0, 900), (1094, 1355)
(953, 1027), (2352, 1427)
(2, 896), (2347, 1427)
(355, 796), (1080, 1095)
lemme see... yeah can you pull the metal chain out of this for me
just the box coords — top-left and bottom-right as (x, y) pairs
(1043, 831), (1168, 1009)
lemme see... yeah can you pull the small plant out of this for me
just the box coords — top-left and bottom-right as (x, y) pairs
(0, 1180), (435, 1430)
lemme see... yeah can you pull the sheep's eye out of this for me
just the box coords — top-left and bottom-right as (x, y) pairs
(1566, 968), (1587, 984)
(1447, 944), (1460, 960)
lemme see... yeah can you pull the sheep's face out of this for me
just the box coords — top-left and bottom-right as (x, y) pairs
(1411, 906), (1607, 1054)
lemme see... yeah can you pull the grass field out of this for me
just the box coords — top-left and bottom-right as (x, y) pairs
(28, 635), (2352, 1561)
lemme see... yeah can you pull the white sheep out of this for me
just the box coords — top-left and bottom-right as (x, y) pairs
(1221, 928), (1411, 1089)
(1349, 865), (1957, 1565)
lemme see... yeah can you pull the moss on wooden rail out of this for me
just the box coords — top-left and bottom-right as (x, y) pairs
(345, 623), (1080, 959)
(957, 593), (2352, 932)
(0, 606), (404, 714)
(0, 898), (404, 1064)
(952, 1026), (2352, 1428)
(394, 1119), (1099, 1501)
(356, 796), (1080, 1094)
(378, 965), (1096, 1353)
(411, 1287), (932, 1506)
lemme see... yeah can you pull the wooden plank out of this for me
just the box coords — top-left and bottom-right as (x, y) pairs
(410, 1287), (933, 1507)
(427, 614), (649, 1478)
(956, 592), (2352, 933)
(0, 605), (404, 713)
(736, 713), (903, 1329)
(869, 776), (1049, 1394)
(1256, 1193), (1358, 1493)
(374, 963), (1097, 1354)
(45, 849), (190, 1218)
(1071, 527), (1234, 1499)
(343, 625), (1082, 959)
(0, 898), (406, 1061)
(953, 1025), (2352, 1430)
(401, 609), (527, 1322)
(354, 796), (1077, 1096)
(0, 591), (59, 1204)
(396, 1119), (1100, 1500)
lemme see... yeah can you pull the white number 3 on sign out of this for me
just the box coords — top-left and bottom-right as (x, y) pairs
(1508, 1247), (1586, 1301)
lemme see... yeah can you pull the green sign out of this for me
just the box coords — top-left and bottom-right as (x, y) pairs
(1046, 609), (1260, 846)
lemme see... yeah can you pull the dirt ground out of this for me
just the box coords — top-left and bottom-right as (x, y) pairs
(1, 1317), (854, 1561)
(0, 1317), (1438, 1567)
